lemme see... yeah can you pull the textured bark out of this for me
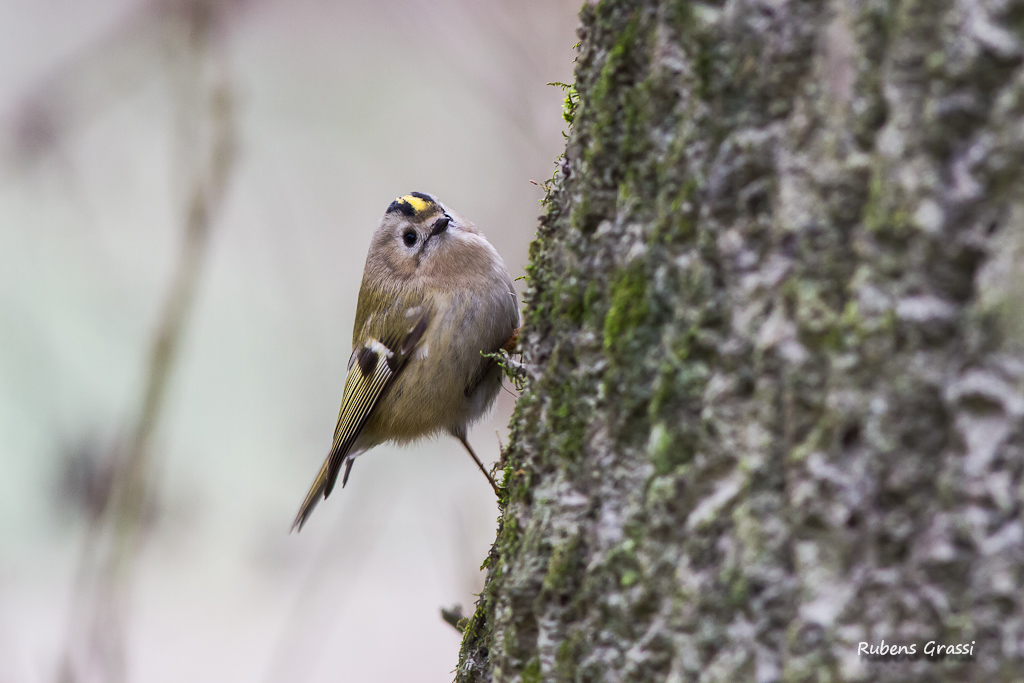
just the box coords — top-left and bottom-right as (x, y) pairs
(457, 1), (1024, 681)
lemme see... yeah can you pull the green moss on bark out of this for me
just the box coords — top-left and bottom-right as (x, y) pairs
(603, 261), (650, 356)
(457, 0), (1024, 681)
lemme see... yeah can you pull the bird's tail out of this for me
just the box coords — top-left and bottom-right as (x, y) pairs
(291, 454), (358, 532)
(291, 458), (330, 532)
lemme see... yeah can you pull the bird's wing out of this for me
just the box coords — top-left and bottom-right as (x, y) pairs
(291, 312), (429, 531)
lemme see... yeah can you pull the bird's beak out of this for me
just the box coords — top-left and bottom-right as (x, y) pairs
(429, 216), (450, 237)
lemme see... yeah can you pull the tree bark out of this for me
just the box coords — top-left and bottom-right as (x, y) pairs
(457, 1), (1024, 681)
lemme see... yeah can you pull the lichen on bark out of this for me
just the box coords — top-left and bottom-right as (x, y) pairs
(457, 1), (1024, 681)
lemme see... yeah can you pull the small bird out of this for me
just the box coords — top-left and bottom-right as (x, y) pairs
(292, 192), (520, 531)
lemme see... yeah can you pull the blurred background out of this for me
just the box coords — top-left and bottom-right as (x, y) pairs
(0, 0), (578, 681)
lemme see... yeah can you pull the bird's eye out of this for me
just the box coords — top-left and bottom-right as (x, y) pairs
(403, 230), (417, 247)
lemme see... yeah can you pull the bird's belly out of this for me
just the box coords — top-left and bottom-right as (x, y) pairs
(367, 327), (504, 442)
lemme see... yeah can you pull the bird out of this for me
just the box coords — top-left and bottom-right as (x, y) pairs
(291, 192), (520, 531)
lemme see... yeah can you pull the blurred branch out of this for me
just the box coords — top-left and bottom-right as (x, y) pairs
(55, 2), (238, 682)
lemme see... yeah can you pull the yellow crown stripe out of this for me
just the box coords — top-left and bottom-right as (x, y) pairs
(398, 194), (430, 214)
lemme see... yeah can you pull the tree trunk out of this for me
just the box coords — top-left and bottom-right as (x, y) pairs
(457, 1), (1024, 681)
